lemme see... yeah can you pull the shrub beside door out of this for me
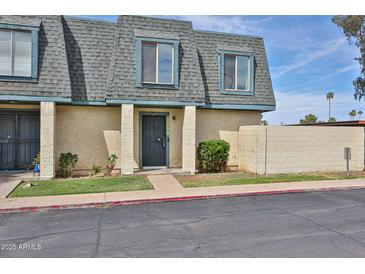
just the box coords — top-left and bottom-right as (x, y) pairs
(197, 140), (230, 173)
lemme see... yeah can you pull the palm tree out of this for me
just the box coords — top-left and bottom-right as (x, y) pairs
(358, 110), (363, 120)
(349, 110), (357, 120)
(326, 92), (334, 121)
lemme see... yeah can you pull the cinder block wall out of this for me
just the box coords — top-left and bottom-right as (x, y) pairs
(238, 126), (260, 173)
(238, 126), (364, 174)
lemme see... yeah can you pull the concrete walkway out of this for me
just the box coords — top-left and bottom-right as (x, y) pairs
(0, 171), (36, 198)
(1, 174), (365, 212)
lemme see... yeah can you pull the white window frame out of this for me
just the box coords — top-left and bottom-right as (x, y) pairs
(142, 42), (174, 85)
(224, 55), (251, 92)
(0, 29), (32, 77)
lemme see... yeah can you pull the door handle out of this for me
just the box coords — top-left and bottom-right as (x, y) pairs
(156, 136), (166, 148)
(161, 136), (166, 149)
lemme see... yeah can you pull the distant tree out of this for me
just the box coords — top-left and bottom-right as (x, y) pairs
(349, 109), (357, 120)
(328, 117), (337, 122)
(326, 92), (334, 120)
(332, 16), (365, 100)
(358, 110), (363, 119)
(261, 119), (268, 126)
(300, 114), (318, 124)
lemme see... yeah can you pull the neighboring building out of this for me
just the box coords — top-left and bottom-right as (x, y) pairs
(288, 120), (365, 127)
(0, 15), (275, 177)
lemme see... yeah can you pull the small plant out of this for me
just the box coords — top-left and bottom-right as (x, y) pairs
(29, 152), (41, 172)
(32, 152), (40, 166)
(197, 140), (230, 173)
(31, 152), (41, 175)
(91, 164), (102, 175)
(57, 152), (78, 178)
(105, 154), (118, 176)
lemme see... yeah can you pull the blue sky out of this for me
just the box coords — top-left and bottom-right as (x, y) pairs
(79, 15), (363, 124)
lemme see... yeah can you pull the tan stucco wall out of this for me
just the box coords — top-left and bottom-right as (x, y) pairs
(133, 108), (261, 168)
(196, 109), (261, 166)
(239, 126), (365, 174)
(182, 106), (196, 173)
(30, 104), (365, 176)
(40, 102), (56, 178)
(54, 105), (262, 171)
(55, 106), (185, 170)
(55, 105), (121, 170)
(121, 104), (134, 174)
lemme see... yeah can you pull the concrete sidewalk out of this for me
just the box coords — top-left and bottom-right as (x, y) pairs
(0, 171), (36, 198)
(1, 174), (365, 213)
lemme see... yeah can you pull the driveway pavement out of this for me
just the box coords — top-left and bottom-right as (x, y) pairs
(2, 189), (365, 257)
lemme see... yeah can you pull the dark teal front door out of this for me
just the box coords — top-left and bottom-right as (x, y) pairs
(142, 115), (167, 167)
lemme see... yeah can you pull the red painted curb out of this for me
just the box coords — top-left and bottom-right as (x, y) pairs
(1, 185), (365, 214)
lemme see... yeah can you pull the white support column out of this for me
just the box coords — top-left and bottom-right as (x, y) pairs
(121, 104), (134, 174)
(40, 102), (56, 178)
(182, 105), (196, 174)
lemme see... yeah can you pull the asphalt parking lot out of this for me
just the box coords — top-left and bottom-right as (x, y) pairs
(2, 189), (365, 257)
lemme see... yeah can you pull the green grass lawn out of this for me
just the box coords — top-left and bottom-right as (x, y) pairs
(9, 176), (154, 198)
(176, 172), (365, 188)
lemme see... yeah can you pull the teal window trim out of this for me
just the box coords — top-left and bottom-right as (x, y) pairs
(219, 50), (255, 96)
(135, 36), (179, 89)
(0, 23), (39, 82)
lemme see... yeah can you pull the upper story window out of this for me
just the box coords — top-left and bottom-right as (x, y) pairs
(219, 50), (255, 95)
(0, 23), (39, 82)
(142, 42), (174, 84)
(136, 37), (179, 89)
(0, 29), (32, 77)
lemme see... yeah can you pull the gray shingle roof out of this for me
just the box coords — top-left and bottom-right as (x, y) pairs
(62, 17), (115, 101)
(106, 16), (206, 104)
(194, 30), (275, 106)
(0, 15), (275, 108)
(0, 16), (72, 99)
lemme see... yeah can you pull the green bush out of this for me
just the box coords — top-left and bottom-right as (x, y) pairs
(91, 164), (102, 175)
(57, 152), (78, 178)
(197, 140), (230, 173)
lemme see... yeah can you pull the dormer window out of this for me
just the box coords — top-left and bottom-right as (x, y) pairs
(136, 37), (179, 89)
(142, 42), (174, 84)
(0, 23), (39, 82)
(0, 29), (32, 77)
(219, 50), (255, 95)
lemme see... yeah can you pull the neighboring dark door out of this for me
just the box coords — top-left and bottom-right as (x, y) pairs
(0, 114), (16, 169)
(0, 112), (40, 170)
(142, 115), (167, 167)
